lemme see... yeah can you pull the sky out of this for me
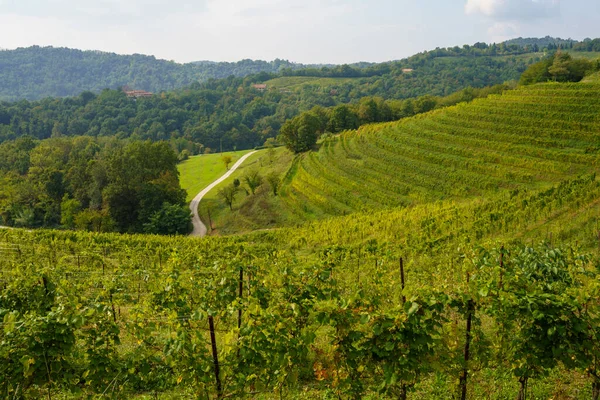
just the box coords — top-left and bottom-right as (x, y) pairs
(0, 0), (598, 64)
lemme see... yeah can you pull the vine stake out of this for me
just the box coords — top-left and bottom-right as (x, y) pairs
(209, 316), (222, 398)
(400, 257), (406, 304)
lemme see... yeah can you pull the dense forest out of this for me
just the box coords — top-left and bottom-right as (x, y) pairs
(0, 136), (191, 234)
(0, 37), (591, 101)
(0, 46), (325, 101)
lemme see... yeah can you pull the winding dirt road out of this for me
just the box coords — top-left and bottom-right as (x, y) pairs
(189, 151), (257, 237)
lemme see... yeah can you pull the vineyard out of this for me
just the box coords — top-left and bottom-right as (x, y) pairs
(3, 81), (600, 399)
(282, 82), (600, 219)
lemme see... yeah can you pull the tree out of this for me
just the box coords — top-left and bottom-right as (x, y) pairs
(279, 112), (321, 153)
(264, 137), (278, 163)
(143, 203), (192, 235)
(519, 57), (553, 85)
(221, 154), (233, 170)
(218, 184), (238, 210)
(244, 169), (263, 195)
(60, 195), (81, 228)
(266, 172), (281, 196)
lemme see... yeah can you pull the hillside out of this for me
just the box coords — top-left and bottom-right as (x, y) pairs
(283, 82), (600, 214)
(199, 81), (600, 234)
(2, 37), (596, 101)
(3, 78), (600, 398)
(0, 46), (323, 101)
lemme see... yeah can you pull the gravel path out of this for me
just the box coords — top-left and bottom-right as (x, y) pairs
(189, 151), (257, 237)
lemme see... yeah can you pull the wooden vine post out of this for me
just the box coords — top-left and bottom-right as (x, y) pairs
(459, 272), (474, 400)
(237, 266), (244, 358)
(208, 315), (222, 398)
(399, 257), (406, 304)
(499, 246), (505, 289)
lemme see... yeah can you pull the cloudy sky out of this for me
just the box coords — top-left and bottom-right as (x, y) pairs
(0, 0), (597, 64)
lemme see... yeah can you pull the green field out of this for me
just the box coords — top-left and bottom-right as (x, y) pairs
(177, 149), (252, 201)
(263, 76), (360, 90)
(4, 80), (600, 399)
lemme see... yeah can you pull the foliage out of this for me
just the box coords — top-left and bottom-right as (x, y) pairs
(520, 52), (598, 85)
(0, 136), (189, 233)
(143, 202), (193, 235)
(218, 184), (239, 210)
(221, 154), (233, 170)
(243, 169), (263, 195)
(266, 172), (281, 196)
(279, 112), (322, 153)
(1, 225), (598, 398)
(0, 52), (542, 151)
(0, 46), (326, 101)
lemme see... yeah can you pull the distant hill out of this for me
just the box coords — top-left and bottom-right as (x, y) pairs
(0, 46), (324, 101)
(504, 36), (577, 49)
(0, 37), (597, 102)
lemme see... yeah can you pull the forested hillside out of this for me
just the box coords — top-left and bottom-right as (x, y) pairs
(0, 46), (323, 101)
(1, 37), (590, 101)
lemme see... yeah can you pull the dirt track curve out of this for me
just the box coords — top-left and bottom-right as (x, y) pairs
(189, 151), (257, 237)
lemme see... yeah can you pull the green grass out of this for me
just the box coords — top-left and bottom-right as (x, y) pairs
(177, 149), (252, 202)
(263, 76), (359, 90)
(583, 71), (600, 82)
(198, 147), (297, 235)
(566, 50), (600, 60)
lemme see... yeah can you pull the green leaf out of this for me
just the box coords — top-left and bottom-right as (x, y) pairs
(408, 302), (420, 316)
(360, 313), (370, 324)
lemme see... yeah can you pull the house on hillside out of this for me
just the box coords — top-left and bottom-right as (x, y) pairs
(252, 84), (267, 91)
(402, 68), (414, 73)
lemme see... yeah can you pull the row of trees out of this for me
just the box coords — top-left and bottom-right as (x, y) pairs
(0, 136), (191, 234)
(218, 168), (281, 211)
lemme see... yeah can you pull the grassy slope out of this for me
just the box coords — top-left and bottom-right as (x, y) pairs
(191, 81), (600, 237)
(198, 147), (298, 235)
(177, 149), (252, 202)
(262, 76), (358, 90)
(583, 71), (600, 82)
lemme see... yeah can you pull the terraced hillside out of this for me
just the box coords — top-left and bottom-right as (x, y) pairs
(283, 82), (600, 219)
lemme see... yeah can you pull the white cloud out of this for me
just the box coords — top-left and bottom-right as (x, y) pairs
(487, 21), (520, 41)
(465, 0), (559, 21)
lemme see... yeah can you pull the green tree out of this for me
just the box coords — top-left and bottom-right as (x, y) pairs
(244, 169), (263, 195)
(279, 112), (321, 153)
(266, 172), (281, 196)
(221, 154), (233, 170)
(143, 202), (192, 235)
(60, 195), (81, 228)
(218, 184), (238, 210)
